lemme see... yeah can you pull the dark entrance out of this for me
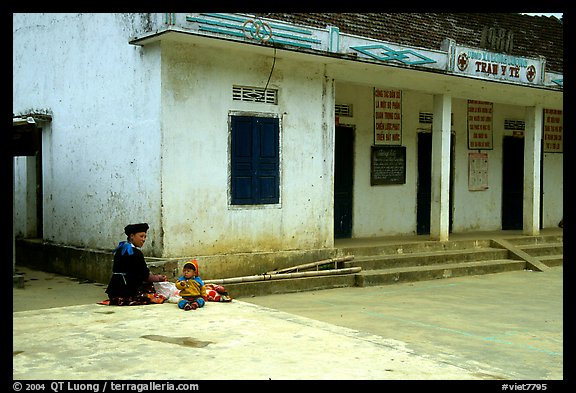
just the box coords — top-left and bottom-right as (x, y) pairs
(417, 132), (432, 234)
(12, 122), (43, 238)
(502, 136), (524, 229)
(417, 132), (454, 235)
(334, 126), (354, 238)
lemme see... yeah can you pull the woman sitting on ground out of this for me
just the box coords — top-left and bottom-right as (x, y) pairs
(105, 223), (167, 306)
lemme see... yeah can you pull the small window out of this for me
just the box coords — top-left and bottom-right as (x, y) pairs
(504, 119), (525, 131)
(419, 112), (433, 124)
(233, 86), (278, 104)
(335, 103), (353, 117)
(230, 115), (280, 205)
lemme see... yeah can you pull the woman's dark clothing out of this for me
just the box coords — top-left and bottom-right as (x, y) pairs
(105, 241), (154, 306)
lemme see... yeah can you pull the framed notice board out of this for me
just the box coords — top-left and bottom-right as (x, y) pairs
(371, 146), (406, 185)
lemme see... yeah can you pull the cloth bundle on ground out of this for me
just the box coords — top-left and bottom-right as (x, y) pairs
(205, 283), (233, 302)
(152, 281), (232, 303)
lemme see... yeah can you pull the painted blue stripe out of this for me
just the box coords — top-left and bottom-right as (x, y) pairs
(195, 13), (315, 35)
(198, 26), (314, 49)
(189, 17), (320, 44)
(200, 13), (247, 23)
(187, 16), (238, 29)
(269, 38), (313, 49)
(198, 26), (245, 39)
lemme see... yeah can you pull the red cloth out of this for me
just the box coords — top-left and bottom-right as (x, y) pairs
(205, 283), (232, 302)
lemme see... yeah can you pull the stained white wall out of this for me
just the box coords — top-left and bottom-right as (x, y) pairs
(13, 13), (164, 254)
(542, 150), (563, 226)
(159, 42), (334, 256)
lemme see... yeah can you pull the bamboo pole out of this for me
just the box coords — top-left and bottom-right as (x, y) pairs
(264, 255), (355, 275)
(205, 266), (361, 285)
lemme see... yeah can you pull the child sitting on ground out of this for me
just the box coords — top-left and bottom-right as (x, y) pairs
(175, 260), (207, 311)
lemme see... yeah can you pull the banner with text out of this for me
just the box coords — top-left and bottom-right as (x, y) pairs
(452, 45), (544, 85)
(467, 100), (493, 150)
(543, 108), (563, 153)
(374, 88), (402, 145)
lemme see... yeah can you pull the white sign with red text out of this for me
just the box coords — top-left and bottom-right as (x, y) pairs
(453, 45), (544, 85)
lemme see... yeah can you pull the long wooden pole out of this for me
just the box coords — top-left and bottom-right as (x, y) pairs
(204, 266), (361, 285)
(265, 255), (355, 275)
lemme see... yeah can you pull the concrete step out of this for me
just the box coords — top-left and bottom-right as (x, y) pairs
(355, 259), (527, 287)
(343, 247), (510, 270)
(536, 255), (563, 267)
(218, 234), (562, 298)
(339, 239), (492, 257)
(223, 273), (357, 299)
(501, 235), (563, 246)
(516, 242), (563, 257)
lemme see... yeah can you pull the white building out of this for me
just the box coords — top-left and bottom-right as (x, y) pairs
(12, 13), (563, 281)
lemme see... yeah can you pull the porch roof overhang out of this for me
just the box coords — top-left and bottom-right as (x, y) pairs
(12, 114), (52, 157)
(130, 27), (562, 109)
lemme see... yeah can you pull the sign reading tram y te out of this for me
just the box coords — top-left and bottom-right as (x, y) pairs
(453, 45), (544, 85)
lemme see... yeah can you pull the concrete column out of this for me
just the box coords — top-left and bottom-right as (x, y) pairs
(523, 106), (542, 235)
(323, 72), (336, 244)
(430, 94), (451, 241)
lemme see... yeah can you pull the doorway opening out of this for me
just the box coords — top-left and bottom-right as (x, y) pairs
(334, 126), (354, 238)
(502, 136), (524, 230)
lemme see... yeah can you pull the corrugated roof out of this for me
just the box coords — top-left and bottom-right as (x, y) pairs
(256, 13), (563, 73)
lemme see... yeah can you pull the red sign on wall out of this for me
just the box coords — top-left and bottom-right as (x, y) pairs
(374, 88), (402, 145)
(543, 108), (563, 153)
(467, 100), (493, 150)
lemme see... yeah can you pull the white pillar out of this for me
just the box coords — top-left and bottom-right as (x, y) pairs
(430, 94), (451, 241)
(523, 106), (542, 235)
(324, 73), (336, 243)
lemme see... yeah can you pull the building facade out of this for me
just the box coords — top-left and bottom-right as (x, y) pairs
(12, 13), (563, 280)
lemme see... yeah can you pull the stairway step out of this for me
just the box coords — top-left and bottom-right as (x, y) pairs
(222, 273), (357, 298)
(339, 239), (493, 257)
(517, 242), (563, 257)
(501, 235), (563, 246)
(536, 255), (563, 267)
(227, 233), (562, 298)
(345, 247), (510, 270)
(355, 259), (526, 287)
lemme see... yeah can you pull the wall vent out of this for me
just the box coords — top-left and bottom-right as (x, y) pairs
(504, 119), (525, 130)
(233, 85), (277, 104)
(419, 112), (454, 125)
(335, 103), (353, 117)
(419, 112), (433, 124)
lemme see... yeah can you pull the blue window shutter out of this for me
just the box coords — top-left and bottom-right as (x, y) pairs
(255, 117), (280, 204)
(231, 116), (254, 204)
(231, 116), (279, 204)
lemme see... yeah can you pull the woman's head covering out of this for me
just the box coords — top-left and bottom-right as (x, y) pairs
(124, 223), (149, 236)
